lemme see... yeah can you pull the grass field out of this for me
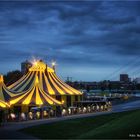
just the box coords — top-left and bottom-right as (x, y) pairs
(21, 109), (140, 139)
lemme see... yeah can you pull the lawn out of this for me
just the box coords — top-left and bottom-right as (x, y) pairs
(21, 109), (140, 139)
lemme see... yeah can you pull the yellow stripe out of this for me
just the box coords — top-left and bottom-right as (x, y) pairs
(10, 91), (29, 105)
(39, 72), (43, 89)
(50, 73), (73, 95)
(0, 84), (4, 100)
(36, 86), (43, 105)
(48, 72), (65, 95)
(4, 84), (23, 97)
(0, 100), (6, 108)
(40, 87), (62, 105)
(52, 73), (81, 95)
(3, 85), (17, 97)
(41, 91), (53, 105)
(43, 73), (55, 95)
(3, 84), (31, 97)
(17, 72), (35, 91)
(22, 87), (35, 105)
(8, 72), (31, 89)
(12, 72), (32, 91)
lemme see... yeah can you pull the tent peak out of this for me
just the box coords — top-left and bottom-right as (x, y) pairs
(29, 60), (46, 72)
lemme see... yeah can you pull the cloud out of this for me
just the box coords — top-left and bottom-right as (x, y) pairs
(0, 1), (140, 80)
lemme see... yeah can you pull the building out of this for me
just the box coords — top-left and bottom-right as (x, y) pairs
(21, 60), (32, 74)
(134, 77), (140, 84)
(120, 74), (129, 82)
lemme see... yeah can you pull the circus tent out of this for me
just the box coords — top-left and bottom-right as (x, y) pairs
(0, 73), (63, 106)
(8, 61), (82, 96)
(0, 60), (82, 110)
(0, 60), (111, 120)
(10, 75), (63, 106)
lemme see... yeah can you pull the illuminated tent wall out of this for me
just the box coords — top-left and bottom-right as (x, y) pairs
(8, 60), (83, 107)
(0, 75), (16, 108)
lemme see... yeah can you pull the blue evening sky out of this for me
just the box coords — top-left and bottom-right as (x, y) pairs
(0, 1), (140, 81)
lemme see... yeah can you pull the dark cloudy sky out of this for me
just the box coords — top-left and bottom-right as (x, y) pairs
(0, 1), (140, 81)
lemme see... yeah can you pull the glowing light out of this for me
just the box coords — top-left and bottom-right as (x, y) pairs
(34, 61), (38, 66)
(29, 112), (33, 119)
(62, 109), (67, 116)
(96, 105), (99, 110)
(83, 107), (87, 113)
(35, 76), (39, 84)
(78, 107), (82, 113)
(52, 62), (56, 66)
(101, 105), (104, 110)
(92, 106), (95, 110)
(50, 109), (54, 116)
(62, 100), (64, 104)
(104, 105), (107, 109)
(29, 60), (46, 72)
(87, 106), (91, 112)
(10, 113), (16, 119)
(68, 108), (71, 114)
(36, 111), (40, 119)
(21, 113), (26, 120)
(31, 57), (39, 66)
(43, 111), (48, 117)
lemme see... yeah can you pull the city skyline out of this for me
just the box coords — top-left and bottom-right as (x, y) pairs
(0, 1), (140, 81)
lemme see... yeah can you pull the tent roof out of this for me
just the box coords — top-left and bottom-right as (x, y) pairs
(10, 76), (63, 106)
(8, 61), (82, 95)
(0, 75), (20, 102)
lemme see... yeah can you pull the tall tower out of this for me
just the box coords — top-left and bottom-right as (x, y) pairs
(21, 60), (32, 74)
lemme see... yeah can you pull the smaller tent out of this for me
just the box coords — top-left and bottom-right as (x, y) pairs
(0, 75), (18, 108)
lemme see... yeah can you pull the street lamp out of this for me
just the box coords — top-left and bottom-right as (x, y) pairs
(52, 61), (56, 72)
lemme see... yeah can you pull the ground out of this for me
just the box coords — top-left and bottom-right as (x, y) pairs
(0, 98), (140, 139)
(21, 109), (140, 139)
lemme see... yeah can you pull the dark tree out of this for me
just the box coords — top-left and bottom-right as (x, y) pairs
(4, 70), (23, 86)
